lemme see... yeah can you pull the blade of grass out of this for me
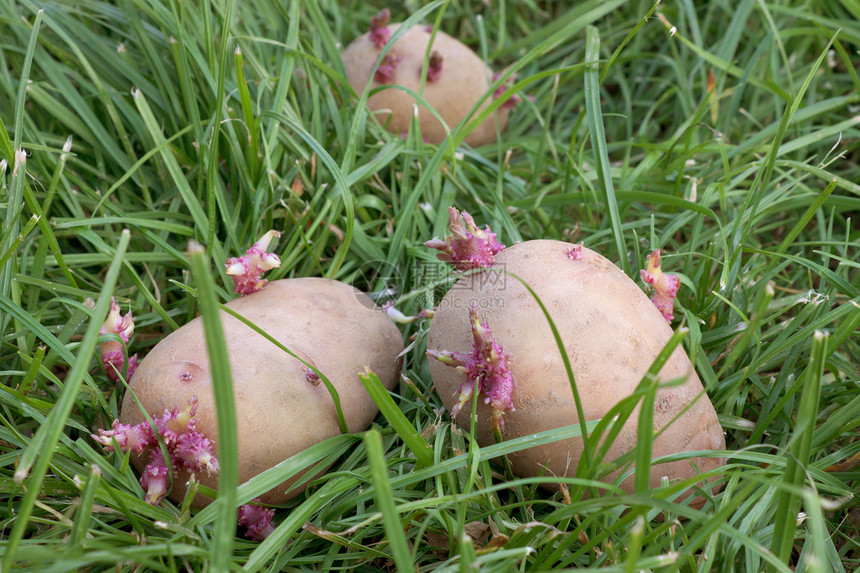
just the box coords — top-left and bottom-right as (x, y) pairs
(167, 0), (205, 146)
(219, 304), (348, 434)
(716, 281), (775, 379)
(635, 328), (689, 493)
(492, 0), (626, 59)
(0, 113), (12, 163)
(11, 8), (41, 150)
(205, 0), (238, 251)
(770, 330), (828, 570)
(1, 229), (131, 571)
(724, 33), (838, 292)
(359, 369), (434, 468)
(624, 516), (647, 573)
(66, 464), (101, 551)
(503, 270), (594, 478)
(0, 213), (39, 270)
(584, 25), (628, 273)
(233, 45), (259, 183)
(244, 474), (362, 572)
(774, 179), (836, 256)
(261, 110), (354, 278)
(655, 11), (785, 99)
(17, 345), (45, 394)
(1, 150), (27, 337)
(20, 164), (78, 292)
(364, 428), (416, 572)
(182, 434), (359, 530)
(132, 88), (209, 238)
(187, 241), (238, 573)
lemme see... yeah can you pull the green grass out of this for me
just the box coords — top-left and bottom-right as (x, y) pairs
(1, 0), (858, 571)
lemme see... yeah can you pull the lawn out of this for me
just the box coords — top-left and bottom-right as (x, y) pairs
(0, 0), (858, 571)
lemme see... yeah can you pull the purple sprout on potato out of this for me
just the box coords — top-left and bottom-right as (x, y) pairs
(96, 395), (273, 532)
(566, 242), (584, 261)
(426, 50), (443, 82)
(427, 301), (515, 433)
(93, 395), (219, 504)
(174, 430), (220, 475)
(373, 52), (403, 83)
(238, 501), (276, 541)
(492, 72), (523, 109)
(99, 298), (139, 382)
(140, 451), (170, 505)
(92, 418), (152, 454)
(424, 207), (505, 271)
(368, 8), (391, 49)
(640, 249), (681, 322)
(383, 301), (435, 324)
(225, 230), (281, 295)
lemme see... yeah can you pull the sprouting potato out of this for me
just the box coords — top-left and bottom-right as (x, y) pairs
(116, 278), (404, 507)
(341, 9), (515, 146)
(425, 210), (725, 498)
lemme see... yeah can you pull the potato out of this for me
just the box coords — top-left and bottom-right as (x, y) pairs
(120, 277), (403, 507)
(426, 240), (725, 495)
(341, 15), (510, 146)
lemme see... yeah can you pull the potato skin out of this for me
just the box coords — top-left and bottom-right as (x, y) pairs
(341, 23), (509, 146)
(427, 240), (725, 494)
(120, 278), (403, 506)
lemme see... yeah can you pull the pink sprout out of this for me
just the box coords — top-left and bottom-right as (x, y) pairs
(566, 242), (584, 261)
(92, 395), (219, 506)
(374, 52), (402, 83)
(492, 72), (523, 109)
(425, 50), (443, 82)
(99, 298), (139, 382)
(640, 249), (681, 322)
(155, 396), (199, 445)
(424, 207), (505, 271)
(225, 230), (281, 295)
(238, 501), (276, 541)
(174, 431), (220, 476)
(383, 301), (435, 324)
(140, 451), (170, 506)
(368, 9), (391, 49)
(427, 302), (515, 432)
(304, 367), (321, 385)
(92, 419), (153, 454)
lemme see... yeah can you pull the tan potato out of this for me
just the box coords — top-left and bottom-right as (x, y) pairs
(120, 278), (403, 507)
(341, 21), (509, 146)
(427, 240), (725, 496)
